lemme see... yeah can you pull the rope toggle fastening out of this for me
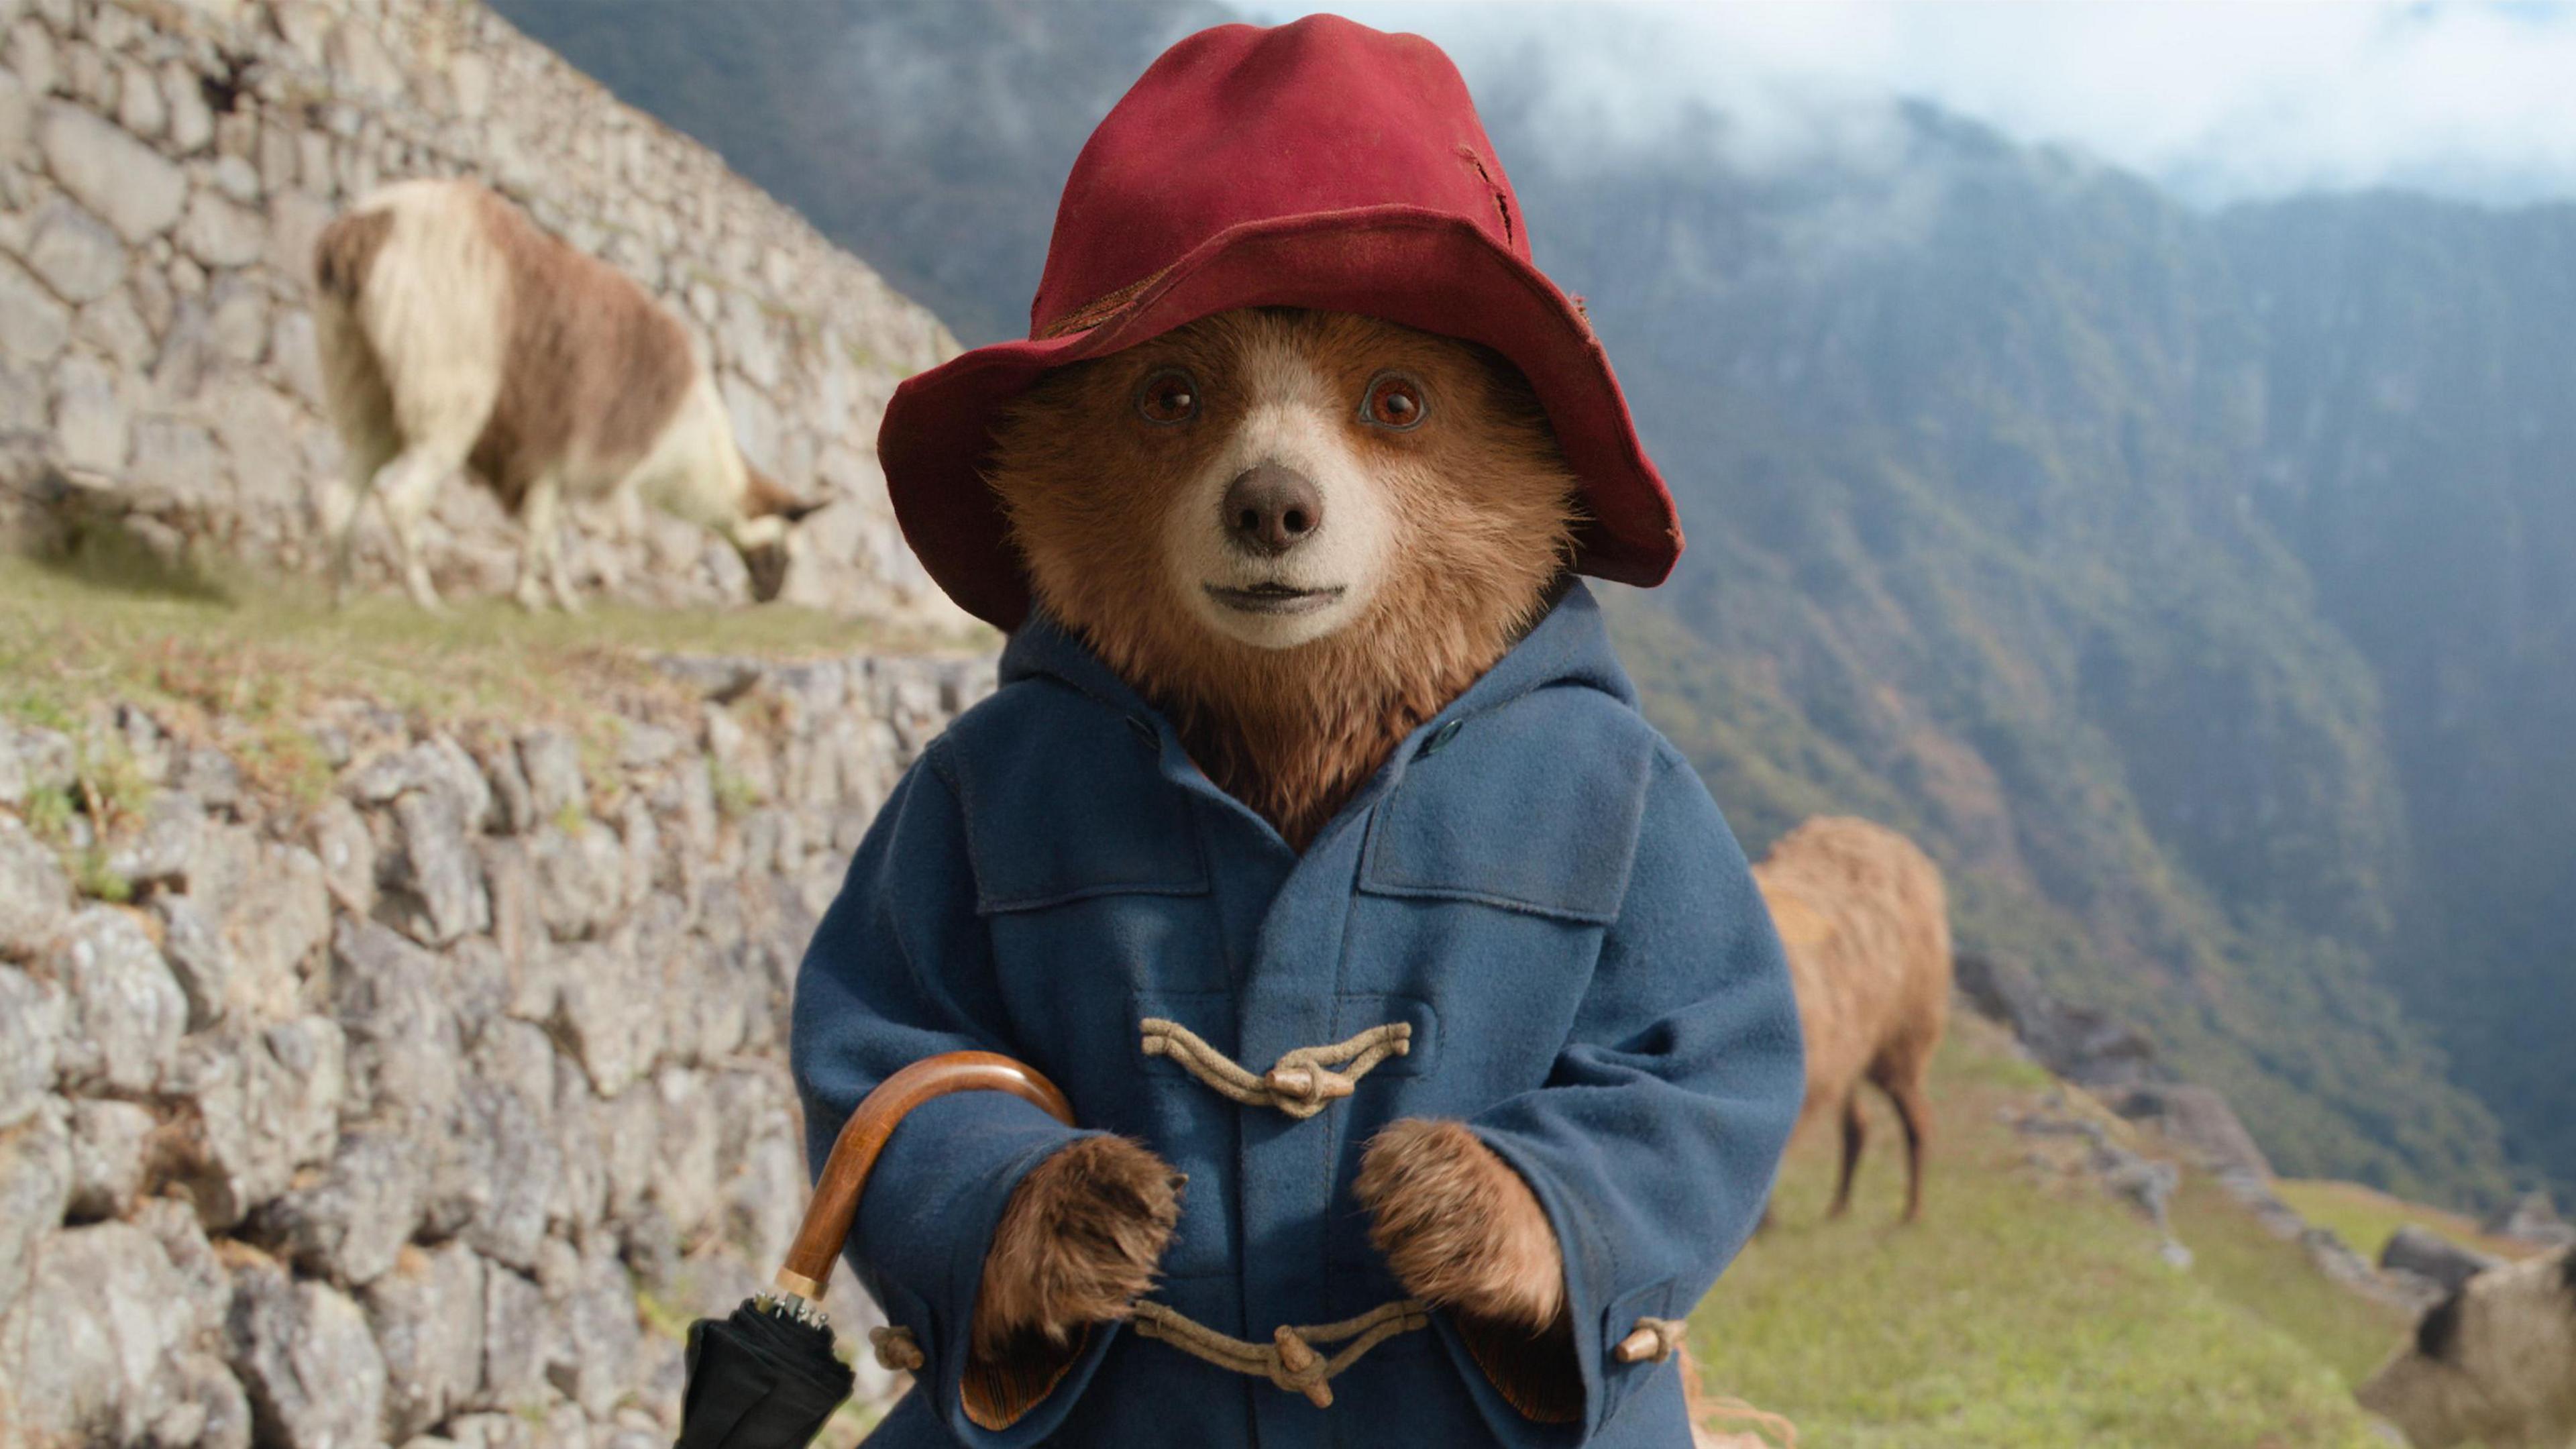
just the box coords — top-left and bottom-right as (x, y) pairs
(1138, 1018), (1411, 1120)
(1131, 1298), (1431, 1408)
(1612, 1316), (1688, 1364)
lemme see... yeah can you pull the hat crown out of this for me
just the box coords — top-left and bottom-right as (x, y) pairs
(1029, 16), (1527, 339)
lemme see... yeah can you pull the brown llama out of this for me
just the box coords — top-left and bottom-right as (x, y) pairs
(1752, 816), (1952, 1222)
(311, 178), (816, 611)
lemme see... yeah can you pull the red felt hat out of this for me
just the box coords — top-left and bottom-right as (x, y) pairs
(875, 13), (1682, 629)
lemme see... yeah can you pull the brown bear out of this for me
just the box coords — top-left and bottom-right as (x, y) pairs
(987, 307), (1581, 849)
(793, 16), (1806, 1448)
(970, 304), (1585, 1354)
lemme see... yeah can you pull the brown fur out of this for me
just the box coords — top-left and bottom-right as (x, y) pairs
(1752, 817), (1951, 1222)
(971, 309), (1579, 1383)
(983, 308), (1580, 848)
(971, 1135), (1183, 1358)
(312, 209), (391, 303)
(737, 464), (814, 600)
(743, 463), (816, 523)
(462, 187), (699, 511)
(2359, 1245), (2576, 1448)
(1354, 1118), (1565, 1328)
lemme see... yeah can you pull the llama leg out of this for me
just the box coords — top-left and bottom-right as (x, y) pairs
(371, 444), (462, 610)
(1884, 1072), (1934, 1224)
(514, 477), (561, 612)
(543, 494), (583, 612)
(329, 465), (378, 608)
(1827, 1093), (1868, 1219)
(325, 433), (398, 607)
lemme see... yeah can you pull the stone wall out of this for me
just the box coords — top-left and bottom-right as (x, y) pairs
(0, 0), (966, 623)
(0, 649), (995, 1446)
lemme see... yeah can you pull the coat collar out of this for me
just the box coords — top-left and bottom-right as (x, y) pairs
(997, 582), (1634, 854)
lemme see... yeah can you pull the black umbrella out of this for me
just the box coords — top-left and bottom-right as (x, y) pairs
(676, 1295), (854, 1448)
(675, 1052), (1077, 1448)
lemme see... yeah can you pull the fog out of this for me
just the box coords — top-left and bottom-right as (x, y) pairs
(1258, 1), (2576, 206)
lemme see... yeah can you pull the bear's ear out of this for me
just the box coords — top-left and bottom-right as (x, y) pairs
(2561, 1246), (2576, 1307)
(2414, 1287), (2465, 1362)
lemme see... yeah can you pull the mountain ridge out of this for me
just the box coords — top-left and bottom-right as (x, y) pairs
(495, 0), (2574, 1208)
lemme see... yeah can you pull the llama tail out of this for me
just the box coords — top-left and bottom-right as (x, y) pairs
(1678, 1346), (1800, 1449)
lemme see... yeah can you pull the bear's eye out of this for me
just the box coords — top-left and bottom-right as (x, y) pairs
(1360, 372), (1428, 431)
(1135, 368), (1200, 425)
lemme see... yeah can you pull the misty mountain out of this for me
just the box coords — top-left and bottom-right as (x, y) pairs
(2212, 198), (2576, 1189)
(496, 0), (1224, 346)
(498, 0), (2573, 1206)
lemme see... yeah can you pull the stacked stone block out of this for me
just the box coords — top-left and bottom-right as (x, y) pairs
(0, 0), (965, 625)
(0, 649), (995, 1445)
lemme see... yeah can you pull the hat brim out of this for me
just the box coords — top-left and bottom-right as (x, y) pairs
(877, 205), (1682, 630)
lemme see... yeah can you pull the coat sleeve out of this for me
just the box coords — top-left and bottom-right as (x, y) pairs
(790, 741), (1115, 1445)
(1455, 747), (1805, 1445)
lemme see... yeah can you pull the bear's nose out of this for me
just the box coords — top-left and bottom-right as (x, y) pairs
(1222, 463), (1324, 556)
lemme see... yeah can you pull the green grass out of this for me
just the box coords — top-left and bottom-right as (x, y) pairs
(0, 542), (989, 798)
(1687, 1019), (2397, 1448)
(2272, 1178), (2541, 1269)
(2167, 1176), (2408, 1388)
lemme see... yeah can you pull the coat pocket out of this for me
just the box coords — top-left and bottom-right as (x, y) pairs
(1355, 698), (1656, 924)
(949, 718), (1213, 913)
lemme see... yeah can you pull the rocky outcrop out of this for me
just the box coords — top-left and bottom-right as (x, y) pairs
(2379, 1224), (2500, 1297)
(1955, 953), (2280, 1183)
(0, 0), (963, 625)
(2008, 1089), (2194, 1271)
(2100, 1083), (2277, 1185)
(1963, 953), (2467, 1312)
(0, 649), (994, 1445)
(1954, 953), (2161, 1090)
(2481, 1191), (2576, 1250)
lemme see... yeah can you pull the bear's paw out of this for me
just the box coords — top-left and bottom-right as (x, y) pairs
(1356, 1118), (1566, 1329)
(973, 1135), (1184, 1355)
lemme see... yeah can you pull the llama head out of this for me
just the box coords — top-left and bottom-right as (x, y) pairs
(731, 463), (824, 603)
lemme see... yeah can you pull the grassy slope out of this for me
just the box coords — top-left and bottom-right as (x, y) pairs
(1603, 588), (2518, 1212)
(0, 548), (986, 794)
(2271, 1179), (2546, 1268)
(1, 549), (975, 700)
(1689, 1017), (2406, 1448)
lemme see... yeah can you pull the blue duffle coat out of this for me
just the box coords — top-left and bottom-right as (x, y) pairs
(791, 584), (1805, 1448)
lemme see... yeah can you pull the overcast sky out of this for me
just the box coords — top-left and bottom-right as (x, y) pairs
(1257, 1), (2576, 207)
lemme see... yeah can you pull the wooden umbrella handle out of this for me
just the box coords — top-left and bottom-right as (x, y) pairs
(775, 1051), (1077, 1299)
